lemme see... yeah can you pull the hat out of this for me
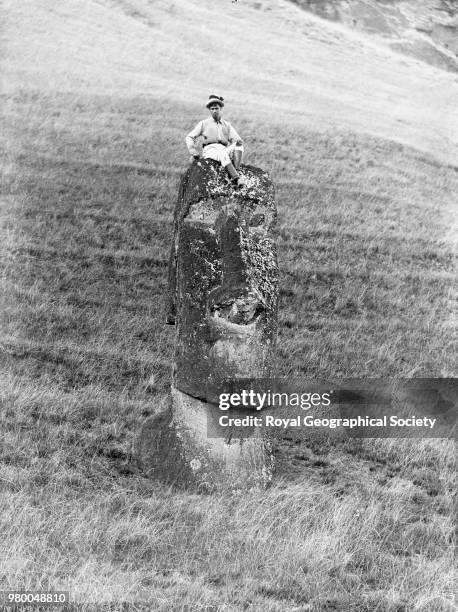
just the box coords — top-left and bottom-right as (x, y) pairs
(206, 94), (224, 108)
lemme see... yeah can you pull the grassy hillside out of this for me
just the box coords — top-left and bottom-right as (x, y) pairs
(1, 0), (456, 609)
(2, 0), (457, 162)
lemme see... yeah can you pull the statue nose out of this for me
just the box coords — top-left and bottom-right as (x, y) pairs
(208, 209), (265, 326)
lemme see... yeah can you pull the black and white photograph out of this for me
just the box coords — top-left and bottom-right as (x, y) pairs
(1, 0), (457, 610)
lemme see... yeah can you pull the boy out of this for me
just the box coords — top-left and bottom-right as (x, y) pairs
(185, 94), (246, 187)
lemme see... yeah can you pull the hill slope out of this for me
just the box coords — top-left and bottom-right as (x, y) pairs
(0, 1), (456, 609)
(2, 0), (457, 164)
(289, 0), (458, 73)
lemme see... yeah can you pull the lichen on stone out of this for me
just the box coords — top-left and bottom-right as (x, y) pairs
(165, 160), (278, 491)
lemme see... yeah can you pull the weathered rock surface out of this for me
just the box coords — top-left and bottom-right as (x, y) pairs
(137, 388), (275, 492)
(140, 159), (278, 491)
(170, 159), (278, 400)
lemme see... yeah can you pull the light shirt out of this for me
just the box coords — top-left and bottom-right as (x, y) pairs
(186, 117), (243, 156)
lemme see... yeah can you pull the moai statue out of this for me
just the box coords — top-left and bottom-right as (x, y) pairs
(137, 159), (279, 491)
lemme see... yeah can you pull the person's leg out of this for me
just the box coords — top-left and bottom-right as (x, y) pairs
(225, 161), (239, 180)
(233, 149), (242, 170)
(221, 148), (246, 186)
(233, 141), (244, 170)
(204, 144), (245, 186)
(224, 161), (246, 187)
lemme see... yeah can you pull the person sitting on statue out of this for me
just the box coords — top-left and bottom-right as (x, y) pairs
(185, 94), (246, 187)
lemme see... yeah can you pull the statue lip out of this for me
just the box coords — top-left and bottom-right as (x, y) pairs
(206, 306), (265, 343)
(207, 313), (260, 336)
(208, 291), (266, 328)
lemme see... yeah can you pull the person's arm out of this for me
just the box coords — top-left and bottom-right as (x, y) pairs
(185, 121), (204, 157)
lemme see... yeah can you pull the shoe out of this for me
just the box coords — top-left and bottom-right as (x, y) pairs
(232, 176), (246, 189)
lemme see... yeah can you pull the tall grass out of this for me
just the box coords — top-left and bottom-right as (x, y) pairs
(0, 367), (455, 609)
(1, 0), (457, 607)
(1, 89), (456, 609)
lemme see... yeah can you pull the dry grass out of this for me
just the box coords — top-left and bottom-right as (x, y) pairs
(1, 87), (455, 612)
(2, 0), (457, 163)
(0, 369), (455, 610)
(0, 0), (457, 609)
